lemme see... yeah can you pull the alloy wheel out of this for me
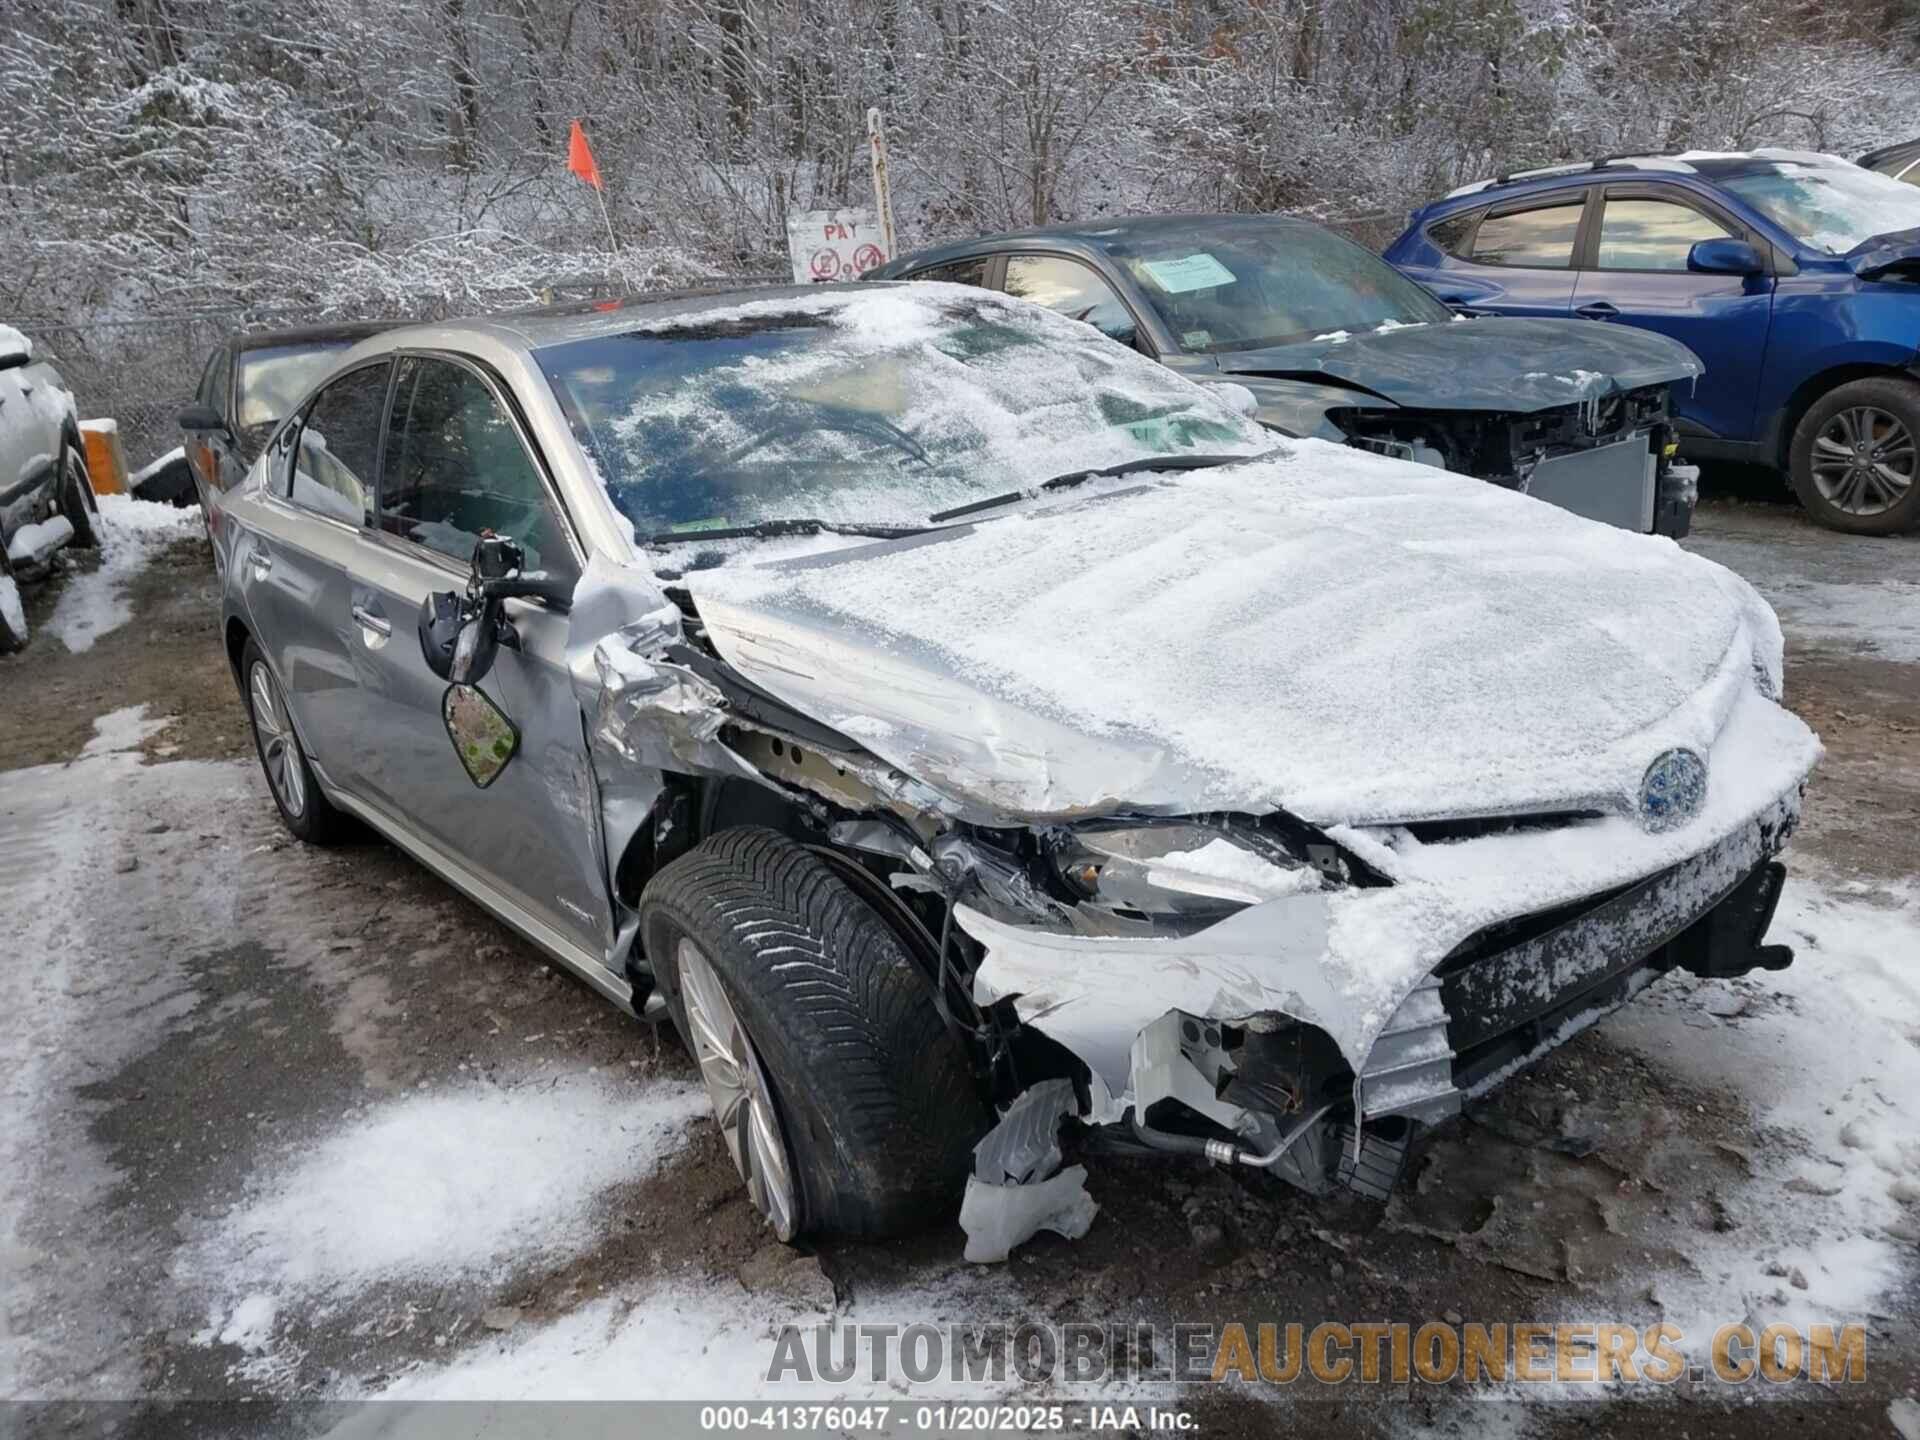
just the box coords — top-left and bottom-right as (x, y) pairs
(1810, 406), (1915, 517)
(248, 660), (307, 819)
(676, 936), (799, 1240)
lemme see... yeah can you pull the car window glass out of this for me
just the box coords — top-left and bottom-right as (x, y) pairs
(1110, 221), (1453, 353)
(198, 350), (232, 416)
(910, 258), (991, 287)
(1004, 255), (1138, 343)
(289, 362), (387, 526)
(1469, 201), (1585, 267)
(237, 342), (357, 431)
(1595, 199), (1733, 270)
(380, 357), (578, 582)
(1427, 213), (1476, 258)
(1896, 159), (1920, 188)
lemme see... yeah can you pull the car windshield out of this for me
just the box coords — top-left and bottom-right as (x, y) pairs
(237, 342), (358, 429)
(1101, 222), (1455, 354)
(1720, 162), (1920, 254)
(533, 287), (1267, 536)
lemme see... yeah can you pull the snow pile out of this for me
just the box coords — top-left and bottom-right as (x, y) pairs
(0, 323), (31, 360)
(1145, 838), (1322, 905)
(0, 576), (23, 638)
(45, 493), (200, 653)
(186, 1076), (706, 1300)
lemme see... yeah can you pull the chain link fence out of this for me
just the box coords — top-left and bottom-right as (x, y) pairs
(18, 214), (1401, 472)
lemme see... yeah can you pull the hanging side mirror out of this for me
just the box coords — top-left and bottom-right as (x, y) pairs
(443, 682), (520, 788)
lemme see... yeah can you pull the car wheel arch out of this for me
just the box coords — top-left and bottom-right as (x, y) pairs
(1772, 361), (1920, 467)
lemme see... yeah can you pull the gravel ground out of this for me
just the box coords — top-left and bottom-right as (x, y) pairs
(0, 492), (1915, 1439)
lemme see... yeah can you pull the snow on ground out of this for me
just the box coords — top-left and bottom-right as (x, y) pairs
(182, 1075), (705, 1300)
(0, 707), (208, 1396)
(1687, 527), (1920, 665)
(44, 493), (200, 653)
(1604, 872), (1920, 1336)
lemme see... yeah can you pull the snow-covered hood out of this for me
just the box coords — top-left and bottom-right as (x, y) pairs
(683, 441), (1795, 828)
(1212, 316), (1703, 412)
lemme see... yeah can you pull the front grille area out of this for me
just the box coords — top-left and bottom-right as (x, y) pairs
(1438, 809), (1788, 1096)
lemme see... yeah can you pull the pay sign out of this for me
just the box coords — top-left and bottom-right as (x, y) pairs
(786, 208), (890, 284)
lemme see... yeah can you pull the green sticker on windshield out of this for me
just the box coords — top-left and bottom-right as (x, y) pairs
(1141, 254), (1236, 293)
(663, 516), (733, 534)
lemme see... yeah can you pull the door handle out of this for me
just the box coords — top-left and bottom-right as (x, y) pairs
(350, 603), (392, 638)
(1575, 301), (1620, 320)
(249, 546), (273, 578)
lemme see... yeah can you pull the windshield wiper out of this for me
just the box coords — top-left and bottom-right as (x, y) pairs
(643, 517), (929, 546)
(928, 453), (1255, 524)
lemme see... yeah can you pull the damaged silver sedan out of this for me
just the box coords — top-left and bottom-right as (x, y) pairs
(215, 284), (1821, 1258)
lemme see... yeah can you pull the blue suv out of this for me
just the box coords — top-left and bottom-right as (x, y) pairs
(1385, 149), (1920, 533)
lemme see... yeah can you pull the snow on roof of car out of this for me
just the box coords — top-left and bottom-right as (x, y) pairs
(0, 323), (33, 360)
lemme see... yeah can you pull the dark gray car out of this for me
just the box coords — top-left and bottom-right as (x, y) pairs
(217, 283), (1816, 1257)
(178, 322), (397, 530)
(872, 214), (1705, 536)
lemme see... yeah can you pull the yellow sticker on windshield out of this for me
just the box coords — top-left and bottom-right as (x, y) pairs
(1141, 254), (1237, 293)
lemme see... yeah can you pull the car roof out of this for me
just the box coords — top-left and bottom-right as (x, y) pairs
(229, 320), (400, 355)
(882, 212), (1327, 271)
(1428, 147), (1853, 210)
(344, 282), (899, 356)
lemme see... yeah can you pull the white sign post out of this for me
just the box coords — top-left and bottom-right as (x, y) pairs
(867, 107), (898, 259)
(785, 208), (890, 284)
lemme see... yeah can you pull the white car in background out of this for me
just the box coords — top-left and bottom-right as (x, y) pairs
(0, 324), (99, 651)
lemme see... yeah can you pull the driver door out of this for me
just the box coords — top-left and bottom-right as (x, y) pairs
(347, 353), (612, 964)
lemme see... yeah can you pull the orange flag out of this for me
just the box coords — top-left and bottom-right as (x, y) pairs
(567, 119), (603, 190)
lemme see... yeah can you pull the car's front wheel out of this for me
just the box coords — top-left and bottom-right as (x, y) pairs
(640, 828), (985, 1241)
(59, 443), (101, 550)
(240, 637), (346, 844)
(1788, 376), (1920, 534)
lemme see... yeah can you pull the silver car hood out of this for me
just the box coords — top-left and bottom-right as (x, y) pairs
(683, 442), (1788, 827)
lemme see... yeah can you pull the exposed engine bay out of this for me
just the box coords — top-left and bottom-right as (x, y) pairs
(1330, 382), (1697, 537)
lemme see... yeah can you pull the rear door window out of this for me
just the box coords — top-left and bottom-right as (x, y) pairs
(1469, 201), (1586, 267)
(1594, 198), (1733, 270)
(288, 362), (388, 526)
(379, 357), (578, 582)
(908, 257), (992, 287)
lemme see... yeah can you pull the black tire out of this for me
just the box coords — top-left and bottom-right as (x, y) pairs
(1787, 376), (1920, 535)
(239, 637), (348, 844)
(640, 827), (986, 1240)
(0, 547), (26, 654)
(59, 442), (100, 550)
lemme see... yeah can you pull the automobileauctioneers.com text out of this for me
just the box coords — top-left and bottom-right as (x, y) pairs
(764, 1319), (1869, 1390)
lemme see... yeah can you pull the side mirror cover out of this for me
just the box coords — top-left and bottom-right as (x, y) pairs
(1687, 238), (1764, 276)
(417, 591), (465, 682)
